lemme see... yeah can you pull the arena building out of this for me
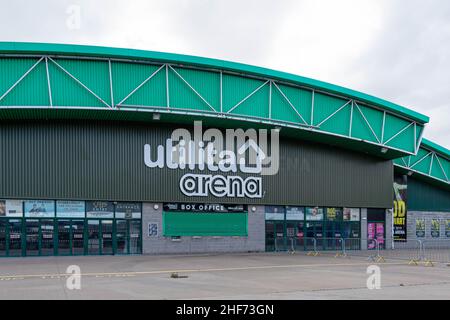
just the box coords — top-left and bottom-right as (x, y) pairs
(0, 42), (448, 257)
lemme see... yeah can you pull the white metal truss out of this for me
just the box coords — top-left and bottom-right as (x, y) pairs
(394, 149), (450, 184)
(168, 65), (216, 112)
(48, 57), (112, 109)
(0, 56), (44, 103)
(226, 80), (269, 114)
(316, 100), (351, 128)
(117, 64), (165, 106)
(272, 81), (308, 125)
(0, 53), (428, 159)
(355, 102), (381, 143)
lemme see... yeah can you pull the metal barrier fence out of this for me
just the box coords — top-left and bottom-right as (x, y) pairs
(285, 237), (450, 265)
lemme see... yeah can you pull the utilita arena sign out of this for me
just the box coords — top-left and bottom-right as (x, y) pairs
(144, 121), (280, 199)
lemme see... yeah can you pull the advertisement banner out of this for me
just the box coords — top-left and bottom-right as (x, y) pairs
(343, 208), (360, 221)
(0, 200), (24, 217)
(116, 202), (142, 219)
(24, 200), (55, 218)
(368, 223), (376, 249)
(415, 219), (425, 238)
(286, 206), (304, 221)
(393, 174), (407, 241)
(56, 201), (85, 218)
(306, 207), (323, 221)
(431, 219), (440, 238)
(86, 201), (114, 218)
(265, 206), (285, 221)
(326, 208), (342, 221)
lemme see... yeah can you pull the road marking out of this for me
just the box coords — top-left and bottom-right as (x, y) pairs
(0, 261), (409, 281)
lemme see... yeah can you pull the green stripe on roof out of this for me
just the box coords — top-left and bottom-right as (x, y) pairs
(0, 41), (429, 124)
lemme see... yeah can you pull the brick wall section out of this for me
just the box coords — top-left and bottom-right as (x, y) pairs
(142, 203), (265, 254)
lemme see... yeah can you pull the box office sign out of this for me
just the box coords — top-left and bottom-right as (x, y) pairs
(56, 200), (85, 218)
(164, 203), (245, 213)
(24, 200), (55, 218)
(86, 201), (114, 218)
(0, 200), (23, 217)
(116, 202), (142, 219)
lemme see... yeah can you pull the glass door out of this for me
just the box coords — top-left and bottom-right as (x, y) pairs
(129, 220), (141, 254)
(71, 220), (85, 255)
(101, 220), (113, 255)
(265, 221), (275, 252)
(0, 220), (6, 257)
(25, 219), (40, 256)
(40, 219), (55, 256)
(116, 220), (128, 254)
(87, 220), (100, 255)
(8, 219), (22, 257)
(58, 220), (71, 255)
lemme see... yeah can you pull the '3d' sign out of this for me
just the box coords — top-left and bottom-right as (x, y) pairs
(143, 122), (280, 199)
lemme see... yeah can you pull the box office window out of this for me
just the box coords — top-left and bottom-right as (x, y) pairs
(163, 212), (248, 237)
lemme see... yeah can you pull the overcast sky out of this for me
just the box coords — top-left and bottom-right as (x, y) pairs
(1, 0), (449, 149)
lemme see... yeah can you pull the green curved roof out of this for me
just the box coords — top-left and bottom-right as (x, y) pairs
(0, 42), (429, 123)
(0, 41), (437, 162)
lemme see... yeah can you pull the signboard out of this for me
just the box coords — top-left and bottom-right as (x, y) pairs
(368, 222), (384, 249)
(56, 201), (85, 218)
(86, 201), (114, 218)
(265, 206), (285, 221)
(393, 174), (407, 241)
(164, 203), (245, 213)
(431, 219), (440, 238)
(0, 200), (23, 217)
(415, 218), (425, 238)
(286, 206), (304, 221)
(24, 200), (55, 218)
(326, 208), (342, 221)
(305, 207), (323, 221)
(116, 202), (142, 219)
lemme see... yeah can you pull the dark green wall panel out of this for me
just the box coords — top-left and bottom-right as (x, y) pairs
(408, 177), (450, 212)
(0, 121), (393, 207)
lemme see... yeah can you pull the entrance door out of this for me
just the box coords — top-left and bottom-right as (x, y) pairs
(25, 219), (40, 256)
(306, 221), (324, 249)
(40, 219), (55, 256)
(8, 219), (22, 257)
(87, 220), (100, 255)
(287, 221), (305, 251)
(71, 220), (85, 255)
(0, 220), (6, 257)
(101, 220), (113, 255)
(58, 220), (71, 255)
(129, 220), (142, 254)
(116, 220), (128, 254)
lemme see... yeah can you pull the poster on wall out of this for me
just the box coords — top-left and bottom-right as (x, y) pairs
(343, 208), (360, 221)
(326, 208), (342, 221)
(86, 201), (114, 218)
(415, 219), (425, 238)
(24, 200), (55, 218)
(306, 207), (323, 221)
(265, 206), (285, 221)
(116, 202), (142, 219)
(368, 223), (376, 249)
(393, 174), (408, 242)
(56, 201), (85, 218)
(0, 200), (24, 217)
(431, 219), (440, 238)
(286, 206), (304, 221)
